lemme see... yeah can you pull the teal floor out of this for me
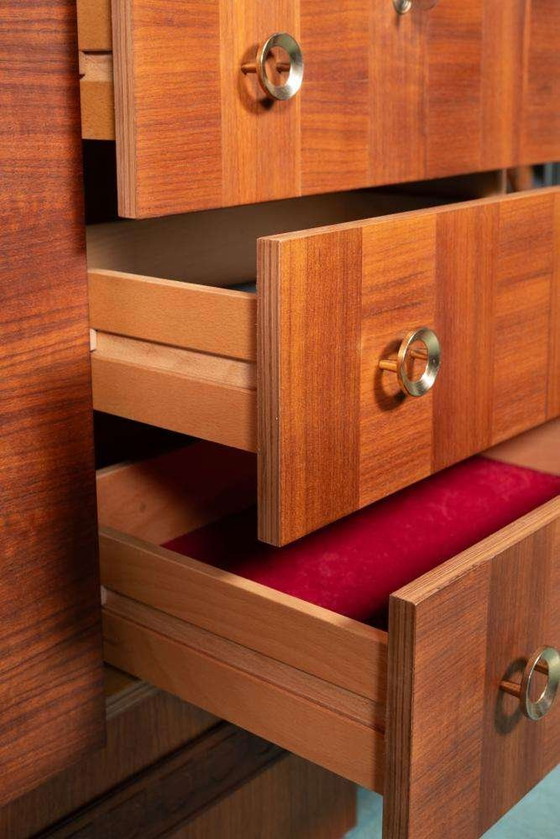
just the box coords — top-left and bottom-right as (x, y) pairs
(345, 765), (560, 838)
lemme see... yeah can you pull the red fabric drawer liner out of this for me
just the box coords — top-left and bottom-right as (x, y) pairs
(163, 457), (560, 628)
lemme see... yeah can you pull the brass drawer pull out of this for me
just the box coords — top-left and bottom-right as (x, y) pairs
(500, 647), (560, 721)
(393, 0), (439, 13)
(379, 326), (441, 397)
(242, 33), (304, 101)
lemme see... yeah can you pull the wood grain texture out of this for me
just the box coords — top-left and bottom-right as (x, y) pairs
(96, 442), (257, 545)
(384, 498), (560, 839)
(91, 353), (256, 451)
(99, 527), (388, 702)
(484, 419), (560, 478)
(89, 270), (256, 361)
(104, 0), (559, 217)
(103, 601), (386, 791)
(0, 0), (104, 804)
(95, 442), (386, 703)
(43, 722), (284, 838)
(95, 332), (255, 389)
(169, 752), (356, 839)
(548, 195), (560, 418)
(259, 189), (560, 544)
(106, 591), (384, 730)
(258, 230), (362, 546)
(77, 0), (112, 50)
(0, 672), (217, 836)
(79, 52), (115, 140)
(521, 0), (560, 165)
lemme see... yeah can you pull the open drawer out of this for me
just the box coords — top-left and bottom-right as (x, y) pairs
(77, 0), (560, 218)
(89, 187), (560, 545)
(97, 421), (560, 838)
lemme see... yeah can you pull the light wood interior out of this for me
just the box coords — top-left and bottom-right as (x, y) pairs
(97, 421), (559, 790)
(87, 190), (450, 449)
(87, 190), (450, 288)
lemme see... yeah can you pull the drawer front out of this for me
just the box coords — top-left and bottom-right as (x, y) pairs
(259, 188), (560, 545)
(109, 0), (560, 218)
(385, 497), (560, 839)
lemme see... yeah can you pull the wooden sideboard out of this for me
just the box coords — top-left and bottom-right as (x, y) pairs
(2, 1), (559, 836)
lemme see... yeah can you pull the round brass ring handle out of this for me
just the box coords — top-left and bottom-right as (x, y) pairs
(393, 0), (439, 13)
(378, 326), (441, 397)
(500, 647), (560, 721)
(242, 33), (304, 101)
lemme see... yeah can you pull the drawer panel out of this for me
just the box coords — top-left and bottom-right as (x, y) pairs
(259, 188), (560, 543)
(385, 497), (560, 838)
(97, 423), (560, 838)
(83, 1), (560, 217)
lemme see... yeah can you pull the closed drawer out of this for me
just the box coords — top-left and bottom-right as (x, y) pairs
(89, 188), (560, 545)
(78, 1), (560, 217)
(98, 421), (560, 838)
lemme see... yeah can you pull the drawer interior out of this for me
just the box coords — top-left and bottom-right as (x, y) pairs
(100, 424), (560, 634)
(98, 421), (559, 788)
(87, 189), (451, 289)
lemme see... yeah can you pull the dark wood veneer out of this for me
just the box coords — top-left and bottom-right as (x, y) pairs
(0, 0), (104, 804)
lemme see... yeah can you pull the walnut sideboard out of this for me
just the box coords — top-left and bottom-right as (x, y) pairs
(2, 1), (560, 837)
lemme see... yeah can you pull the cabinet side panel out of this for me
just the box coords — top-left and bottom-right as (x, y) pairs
(0, 0), (104, 805)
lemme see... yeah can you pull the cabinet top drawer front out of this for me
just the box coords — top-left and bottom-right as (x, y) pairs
(107, 0), (560, 218)
(259, 188), (560, 545)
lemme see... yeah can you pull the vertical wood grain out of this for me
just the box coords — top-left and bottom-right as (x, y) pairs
(300, 0), (370, 193)
(384, 501), (560, 839)
(360, 214), (435, 503)
(424, 0), (483, 177)
(548, 193), (560, 418)
(220, 0), (301, 207)
(109, 0), (558, 217)
(259, 190), (560, 544)
(0, 0), (104, 804)
(431, 204), (496, 469)
(113, 0), (223, 217)
(480, 0), (526, 169)
(258, 230), (362, 546)
(521, 0), (560, 164)
(370, 3), (426, 183)
(491, 192), (553, 441)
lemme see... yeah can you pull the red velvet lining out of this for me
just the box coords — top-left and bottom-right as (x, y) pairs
(163, 457), (560, 628)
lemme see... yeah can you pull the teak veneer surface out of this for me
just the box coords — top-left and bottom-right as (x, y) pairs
(0, 671), (217, 836)
(259, 188), (560, 544)
(384, 498), (560, 838)
(105, 0), (560, 217)
(0, 0), (104, 804)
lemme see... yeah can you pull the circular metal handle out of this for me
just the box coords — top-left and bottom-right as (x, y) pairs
(378, 327), (441, 397)
(501, 647), (560, 721)
(241, 33), (304, 101)
(393, 0), (439, 13)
